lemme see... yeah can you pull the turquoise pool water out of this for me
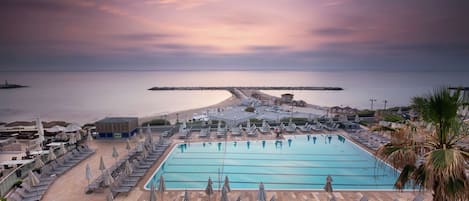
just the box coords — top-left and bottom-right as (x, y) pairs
(144, 135), (400, 190)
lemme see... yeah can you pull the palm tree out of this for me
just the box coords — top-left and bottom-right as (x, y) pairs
(377, 87), (469, 201)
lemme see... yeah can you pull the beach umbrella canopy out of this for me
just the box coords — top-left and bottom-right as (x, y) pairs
(150, 182), (157, 201)
(220, 185), (230, 201)
(103, 170), (114, 186)
(33, 155), (45, 169)
(223, 176), (231, 192)
(269, 195), (276, 201)
(257, 182), (266, 201)
(112, 146), (119, 160)
(27, 170), (40, 187)
(136, 142), (143, 152)
(107, 193), (114, 201)
(126, 139), (132, 151)
(324, 175), (333, 193)
(59, 143), (67, 155)
(47, 147), (56, 161)
(99, 156), (106, 172)
(205, 177), (214, 198)
(183, 190), (189, 201)
(86, 163), (92, 183)
(124, 160), (133, 175)
(158, 175), (166, 193)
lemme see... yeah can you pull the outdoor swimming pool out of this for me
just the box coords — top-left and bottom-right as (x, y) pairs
(144, 134), (400, 190)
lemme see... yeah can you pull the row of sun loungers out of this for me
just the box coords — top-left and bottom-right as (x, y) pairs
(9, 145), (95, 201)
(350, 131), (391, 151)
(111, 143), (170, 194)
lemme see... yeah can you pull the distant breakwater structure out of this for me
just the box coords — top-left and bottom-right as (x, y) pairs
(148, 86), (343, 91)
(0, 80), (27, 89)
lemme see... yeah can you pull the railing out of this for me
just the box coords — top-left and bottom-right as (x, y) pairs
(0, 144), (75, 197)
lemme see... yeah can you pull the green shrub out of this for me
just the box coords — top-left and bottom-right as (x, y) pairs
(357, 110), (375, 117)
(244, 107), (255, 112)
(383, 114), (404, 123)
(142, 119), (170, 126)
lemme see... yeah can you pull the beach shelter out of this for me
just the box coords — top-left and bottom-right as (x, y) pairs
(99, 156), (106, 173)
(324, 175), (333, 193)
(112, 146), (119, 162)
(150, 182), (157, 201)
(35, 117), (45, 147)
(33, 156), (45, 169)
(59, 143), (67, 155)
(103, 170), (114, 186)
(257, 182), (266, 201)
(223, 176), (231, 192)
(47, 147), (56, 161)
(86, 163), (92, 186)
(220, 185), (229, 201)
(158, 175), (166, 199)
(205, 177), (214, 201)
(183, 190), (190, 201)
(126, 139), (132, 152)
(269, 195), (276, 201)
(124, 160), (133, 175)
(107, 193), (114, 201)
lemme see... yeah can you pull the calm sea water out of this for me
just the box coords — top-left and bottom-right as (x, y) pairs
(1, 71), (468, 124)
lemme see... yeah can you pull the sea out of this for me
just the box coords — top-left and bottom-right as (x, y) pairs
(1, 71), (468, 124)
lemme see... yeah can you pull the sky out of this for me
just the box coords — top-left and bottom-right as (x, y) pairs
(1, 0), (469, 71)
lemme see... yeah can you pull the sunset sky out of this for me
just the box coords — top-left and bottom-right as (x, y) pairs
(1, 0), (468, 71)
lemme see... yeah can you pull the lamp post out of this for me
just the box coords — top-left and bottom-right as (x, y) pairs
(383, 100), (388, 110)
(369, 98), (377, 110)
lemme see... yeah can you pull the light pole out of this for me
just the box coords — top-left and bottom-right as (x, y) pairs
(383, 100), (388, 110)
(369, 98), (377, 110)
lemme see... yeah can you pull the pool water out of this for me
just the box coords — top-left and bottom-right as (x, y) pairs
(144, 135), (400, 190)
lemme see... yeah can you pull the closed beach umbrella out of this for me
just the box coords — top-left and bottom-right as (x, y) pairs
(86, 163), (92, 185)
(59, 143), (67, 155)
(99, 156), (106, 173)
(150, 182), (157, 201)
(147, 124), (152, 134)
(324, 175), (333, 193)
(103, 170), (114, 186)
(33, 156), (45, 169)
(247, 119), (251, 128)
(27, 170), (40, 187)
(223, 176), (231, 192)
(183, 190), (189, 201)
(126, 139), (132, 152)
(69, 134), (76, 144)
(205, 177), (213, 200)
(47, 147), (56, 161)
(158, 175), (166, 193)
(107, 193), (114, 201)
(354, 115), (360, 123)
(36, 118), (45, 147)
(76, 131), (82, 141)
(158, 136), (164, 145)
(87, 130), (93, 141)
(220, 185), (229, 201)
(269, 195), (276, 201)
(257, 182), (266, 201)
(112, 146), (119, 162)
(142, 148), (148, 159)
(124, 160), (133, 175)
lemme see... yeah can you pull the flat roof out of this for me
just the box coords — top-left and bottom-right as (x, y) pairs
(96, 117), (138, 123)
